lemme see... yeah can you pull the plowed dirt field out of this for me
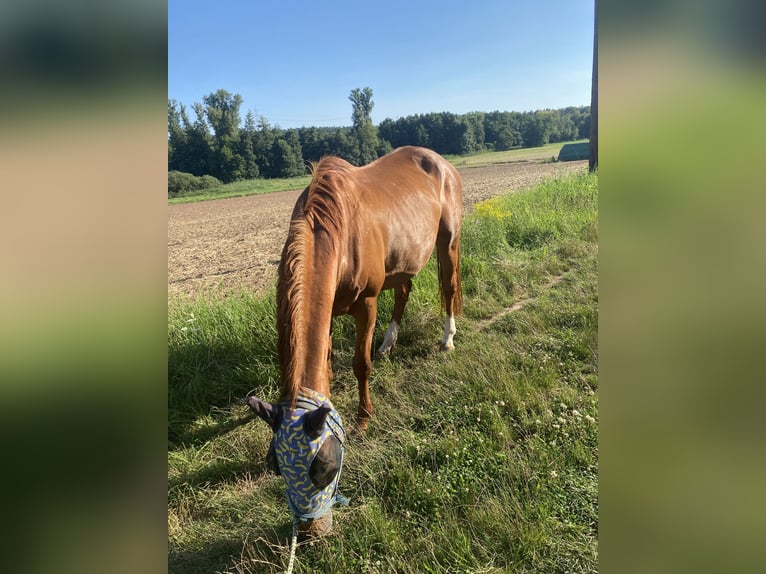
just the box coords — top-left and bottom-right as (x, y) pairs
(168, 160), (587, 299)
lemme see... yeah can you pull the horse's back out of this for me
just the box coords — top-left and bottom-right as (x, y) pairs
(364, 146), (460, 193)
(340, 148), (458, 291)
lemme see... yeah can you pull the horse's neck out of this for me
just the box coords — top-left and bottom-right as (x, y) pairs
(278, 226), (339, 403)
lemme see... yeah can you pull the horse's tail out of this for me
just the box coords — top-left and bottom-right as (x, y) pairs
(435, 156), (463, 318)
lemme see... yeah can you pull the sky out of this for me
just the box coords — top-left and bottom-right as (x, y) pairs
(169, 0), (594, 129)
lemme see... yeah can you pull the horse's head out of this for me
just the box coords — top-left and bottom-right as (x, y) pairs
(247, 390), (345, 536)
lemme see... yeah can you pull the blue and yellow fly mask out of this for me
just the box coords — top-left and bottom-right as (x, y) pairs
(247, 388), (346, 523)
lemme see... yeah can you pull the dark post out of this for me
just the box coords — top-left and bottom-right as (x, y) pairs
(589, 0), (598, 172)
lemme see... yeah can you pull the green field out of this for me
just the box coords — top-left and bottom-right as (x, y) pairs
(168, 142), (587, 205)
(168, 174), (314, 205)
(445, 140), (587, 168)
(168, 172), (598, 573)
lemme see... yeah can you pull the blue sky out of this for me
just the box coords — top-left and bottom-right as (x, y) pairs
(169, 0), (594, 129)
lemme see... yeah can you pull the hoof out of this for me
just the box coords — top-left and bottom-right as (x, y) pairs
(440, 343), (455, 352)
(352, 417), (370, 435)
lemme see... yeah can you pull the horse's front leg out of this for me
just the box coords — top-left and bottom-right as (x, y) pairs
(351, 296), (377, 432)
(377, 279), (412, 357)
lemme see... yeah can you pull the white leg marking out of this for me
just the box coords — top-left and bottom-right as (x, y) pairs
(377, 321), (399, 356)
(442, 316), (456, 350)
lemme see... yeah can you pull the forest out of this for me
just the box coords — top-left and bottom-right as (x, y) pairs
(168, 87), (589, 187)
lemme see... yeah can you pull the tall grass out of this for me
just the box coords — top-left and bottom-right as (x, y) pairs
(168, 172), (598, 573)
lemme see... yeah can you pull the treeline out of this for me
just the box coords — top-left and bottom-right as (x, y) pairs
(379, 107), (590, 155)
(168, 88), (589, 185)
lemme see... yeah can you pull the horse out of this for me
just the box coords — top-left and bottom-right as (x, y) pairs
(247, 145), (463, 536)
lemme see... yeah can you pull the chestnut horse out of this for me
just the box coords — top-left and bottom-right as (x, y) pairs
(247, 146), (462, 533)
(280, 145), (461, 425)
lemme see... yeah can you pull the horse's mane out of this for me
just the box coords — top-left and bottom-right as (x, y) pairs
(303, 156), (354, 234)
(277, 156), (354, 406)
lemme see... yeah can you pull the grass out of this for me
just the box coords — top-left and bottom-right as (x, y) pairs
(168, 172), (598, 573)
(168, 142), (588, 205)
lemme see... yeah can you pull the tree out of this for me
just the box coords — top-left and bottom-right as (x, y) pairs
(495, 126), (520, 151)
(203, 89), (245, 182)
(578, 111), (591, 139)
(297, 127), (325, 163)
(349, 87), (374, 128)
(414, 124), (430, 147)
(167, 99), (187, 170)
(520, 112), (554, 148)
(270, 130), (304, 178)
(203, 89), (243, 142)
(182, 102), (213, 176)
(348, 87), (381, 165)
(465, 112), (486, 151)
(253, 115), (276, 177)
(238, 111), (260, 179)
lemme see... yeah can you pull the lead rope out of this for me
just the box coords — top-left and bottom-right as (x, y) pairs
(285, 520), (298, 574)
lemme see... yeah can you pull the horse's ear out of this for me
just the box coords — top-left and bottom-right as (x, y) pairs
(247, 397), (280, 430)
(304, 405), (332, 439)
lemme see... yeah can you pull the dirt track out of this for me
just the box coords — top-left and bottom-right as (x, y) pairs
(168, 160), (588, 299)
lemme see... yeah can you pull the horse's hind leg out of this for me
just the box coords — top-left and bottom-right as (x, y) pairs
(377, 279), (412, 357)
(437, 228), (462, 351)
(351, 296), (377, 432)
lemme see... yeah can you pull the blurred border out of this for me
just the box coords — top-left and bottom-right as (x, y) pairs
(0, 2), (167, 573)
(601, 1), (766, 573)
(3, 1), (765, 572)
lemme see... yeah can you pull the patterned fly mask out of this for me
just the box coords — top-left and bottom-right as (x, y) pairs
(247, 388), (346, 522)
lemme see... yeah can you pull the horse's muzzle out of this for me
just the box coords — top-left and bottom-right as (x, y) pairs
(296, 510), (333, 538)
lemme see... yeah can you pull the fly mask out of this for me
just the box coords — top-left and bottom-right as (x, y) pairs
(247, 388), (346, 522)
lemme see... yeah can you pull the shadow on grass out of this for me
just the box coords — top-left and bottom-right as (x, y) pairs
(169, 523), (296, 574)
(168, 456), (272, 494)
(169, 408), (258, 450)
(169, 538), (245, 574)
(167, 329), (280, 444)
